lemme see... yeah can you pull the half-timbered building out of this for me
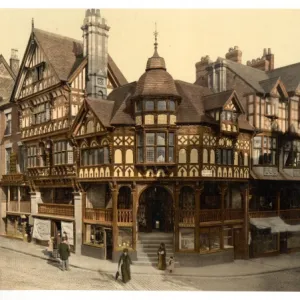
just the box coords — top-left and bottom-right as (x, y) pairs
(195, 47), (300, 258)
(70, 30), (254, 265)
(9, 9), (127, 251)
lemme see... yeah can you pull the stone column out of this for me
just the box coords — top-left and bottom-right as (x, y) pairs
(73, 192), (82, 255)
(30, 191), (42, 215)
(174, 187), (180, 252)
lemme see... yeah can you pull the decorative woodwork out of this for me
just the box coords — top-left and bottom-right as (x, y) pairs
(84, 208), (112, 225)
(38, 203), (74, 217)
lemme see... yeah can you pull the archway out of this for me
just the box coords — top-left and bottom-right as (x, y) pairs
(138, 186), (173, 233)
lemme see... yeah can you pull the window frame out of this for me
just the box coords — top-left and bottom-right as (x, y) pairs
(253, 136), (277, 166)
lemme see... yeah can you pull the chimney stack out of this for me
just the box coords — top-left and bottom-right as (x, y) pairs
(195, 55), (212, 84)
(246, 48), (274, 71)
(10, 49), (19, 76)
(81, 9), (110, 99)
(225, 46), (242, 64)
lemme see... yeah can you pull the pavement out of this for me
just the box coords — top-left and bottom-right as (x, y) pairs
(1, 236), (300, 278)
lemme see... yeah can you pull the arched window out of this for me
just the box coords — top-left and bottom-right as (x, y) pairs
(86, 121), (94, 133)
(210, 149), (215, 164)
(190, 149), (198, 163)
(179, 149), (187, 163)
(203, 149), (208, 164)
(244, 153), (249, 166)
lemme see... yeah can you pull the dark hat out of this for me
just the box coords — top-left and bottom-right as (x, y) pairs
(123, 248), (129, 253)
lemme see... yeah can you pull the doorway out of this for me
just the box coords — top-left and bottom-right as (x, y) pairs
(138, 186), (173, 233)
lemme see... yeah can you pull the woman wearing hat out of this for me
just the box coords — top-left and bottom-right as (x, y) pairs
(118, 248), (132, 283)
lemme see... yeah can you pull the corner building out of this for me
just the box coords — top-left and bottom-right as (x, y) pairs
(72, 31), (254, 265)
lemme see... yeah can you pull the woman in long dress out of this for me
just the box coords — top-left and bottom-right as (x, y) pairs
(157, 243), (167, 270)
(118, 248), (132, 283)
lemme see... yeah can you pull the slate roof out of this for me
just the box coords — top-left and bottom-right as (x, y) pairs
(33, 28), (128, 85)
(202, 90), (235, 111)
(86, 98), (115, 127)
(259, 77), (280, 93)
(0, 55), (15, 107)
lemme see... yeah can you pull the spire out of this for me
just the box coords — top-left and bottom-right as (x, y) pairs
(153, 22), (159, 56)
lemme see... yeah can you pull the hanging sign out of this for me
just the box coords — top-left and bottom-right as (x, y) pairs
(32, 218), (51, 241)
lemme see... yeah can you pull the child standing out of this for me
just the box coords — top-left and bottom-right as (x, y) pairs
(168, 256), (175, 273)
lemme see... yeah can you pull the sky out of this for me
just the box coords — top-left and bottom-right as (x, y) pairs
(1, 9), (300, 84)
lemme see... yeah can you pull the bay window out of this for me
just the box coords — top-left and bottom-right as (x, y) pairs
(137, 132), (175, 163)
(284, 140), (300, 168)
(253, 136), (276, 166)
(81, 147), (109, 166)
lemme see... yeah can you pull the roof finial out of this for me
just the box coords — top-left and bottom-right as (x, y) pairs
(153, 22), (158, 55)
(32, 18), (34, 31)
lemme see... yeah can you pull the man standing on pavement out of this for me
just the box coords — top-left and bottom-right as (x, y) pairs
(59, 237), (70, 271)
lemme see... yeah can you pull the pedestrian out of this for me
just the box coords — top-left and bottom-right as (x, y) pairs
(167, 256), (175, 273)
(58, 237), (70, 271)
(63, 231), (70, 249)
(47, 237), (54, 257)
(118, 248), (132, 283)
(157, 243), (167, 270)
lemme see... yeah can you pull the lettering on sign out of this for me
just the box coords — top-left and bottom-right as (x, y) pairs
(201, 170), (213, 177)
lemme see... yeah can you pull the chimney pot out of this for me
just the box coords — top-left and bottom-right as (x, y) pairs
(268, 48), (271, 54)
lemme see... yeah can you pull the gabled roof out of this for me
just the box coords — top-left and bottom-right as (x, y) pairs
(86, 98), (114, 128)
(33, 28), (128, 84)
(267, 62), (300, 93)
(259, 76), (280, 93)
(202, 89), (245, 113)
(0, 55), (16, 107)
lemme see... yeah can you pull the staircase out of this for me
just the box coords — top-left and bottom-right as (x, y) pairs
(135, 232), (176, 266)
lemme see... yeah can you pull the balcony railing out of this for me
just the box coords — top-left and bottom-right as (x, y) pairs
(7, 201), (31, 213)
(38, 203), (74, 217)
(200, 209), (222, 222)
(179, 210), (195, 225)
(280, 209), (300, 221)
(85, 208), (112, 224)
(118, 209), (133, 224)
(248, 211), (277, 218)
(224, 209), (244, 220)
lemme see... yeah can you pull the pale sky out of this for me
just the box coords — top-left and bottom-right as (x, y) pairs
(1, 9), (300, 84)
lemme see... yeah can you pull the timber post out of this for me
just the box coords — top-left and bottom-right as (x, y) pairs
(195, 182), (203, 252)
(218, 182), (227, 250)
(112, 187), (119, 253)
(243, 184), (249, 259)
(174, 185), (180, 252)
(131, 186), (137, 251)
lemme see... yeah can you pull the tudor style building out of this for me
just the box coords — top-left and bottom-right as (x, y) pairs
(70, 31), (254, 265)
(195, 47), (300, 258)
(9, 9), (127, 250)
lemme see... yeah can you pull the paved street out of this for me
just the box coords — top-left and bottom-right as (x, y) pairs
(1, 248), (300, 291)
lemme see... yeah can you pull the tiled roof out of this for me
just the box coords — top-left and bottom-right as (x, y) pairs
(267, 63), (300, 93)
(202, 90), (235, 111)
(108, 82), (137, 125)
(86, 98), (115, 127)
(259, 77), (280, 93)
(33, 28), (128, 85)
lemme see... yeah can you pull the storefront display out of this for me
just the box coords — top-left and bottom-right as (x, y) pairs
(179, 228), (194, 250)
(85, 224), (105, 246)
(223, 227), (234, 249)
(118, 227), (132, 249)
(200, 227), (221, 253)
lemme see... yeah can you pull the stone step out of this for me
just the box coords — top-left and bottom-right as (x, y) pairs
(137, 254), (174, 260)
(134, 261), (180, 267)
(137, 240), (173, 244)
(136, 248), (173, 254)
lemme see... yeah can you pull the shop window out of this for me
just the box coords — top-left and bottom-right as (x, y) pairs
(85, 225), (105, 247)
(118, 227), (132, 249)
(251, 228), (278, 255)
(179, 228), (194, 250)
(223, 227), (234, 249)
(200, 227), (221, 253)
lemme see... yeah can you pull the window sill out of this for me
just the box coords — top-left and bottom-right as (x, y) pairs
(3, 134), (12, 137)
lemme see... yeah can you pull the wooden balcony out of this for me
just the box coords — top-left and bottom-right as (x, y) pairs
(84, 208), (112, 225)
(200, 209), (221, 222)
(38, 203), (74, 217)
(179, 210), (195, 225)
(118, 209), (133, 225)
(248, 211), (277, 218)
(7, 201), (31, 214)
(224, 209), (244, 220)
(280, 209), (300, 221)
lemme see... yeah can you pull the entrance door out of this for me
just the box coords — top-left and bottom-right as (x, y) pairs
(233, 228), (246, 259)
(138, 186), (173, 233)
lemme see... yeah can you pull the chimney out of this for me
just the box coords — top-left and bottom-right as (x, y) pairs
(246, 48), (274, 71)
(225, 46), (242, 64)
(266, 48), (274, 71)
(195, 55), (212, 84)
(10, 49), (19, 76)
(81, 9), (110, 99)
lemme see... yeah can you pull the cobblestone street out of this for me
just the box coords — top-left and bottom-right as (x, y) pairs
(1, 248), (300, 291)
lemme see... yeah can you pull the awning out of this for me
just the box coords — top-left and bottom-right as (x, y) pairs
(250, 216), (300, 233)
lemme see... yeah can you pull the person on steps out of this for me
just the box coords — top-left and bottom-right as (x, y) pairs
(118, 248), (132, 283)
(157, 243), (167, 270)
